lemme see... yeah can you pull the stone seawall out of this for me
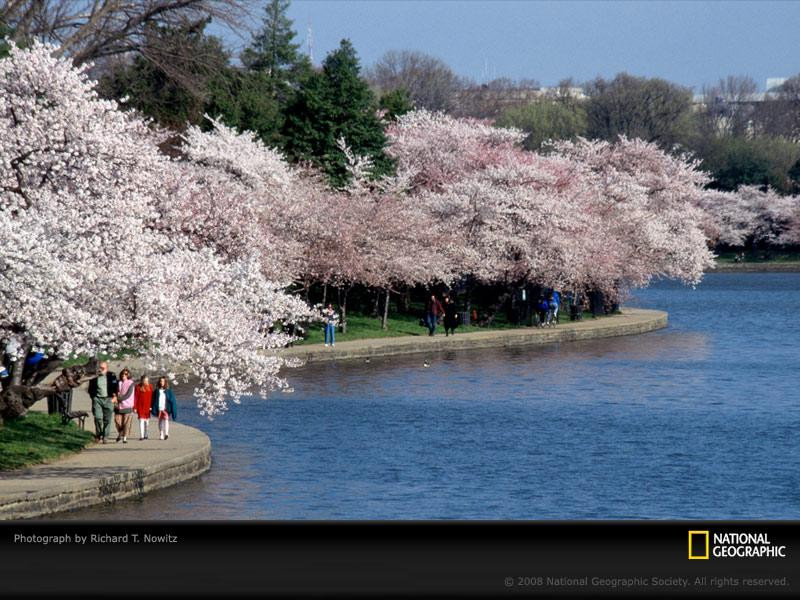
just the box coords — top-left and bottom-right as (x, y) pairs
(0, 429), (210, 519)
(0, 379), (211, 520)
(710, 262), (800, 273)
(281, 308), (668, 364)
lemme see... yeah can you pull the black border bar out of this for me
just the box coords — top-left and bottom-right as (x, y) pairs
(1, 521), (797, 597)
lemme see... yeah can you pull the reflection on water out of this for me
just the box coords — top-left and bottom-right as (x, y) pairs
(52, 273), (800, 520)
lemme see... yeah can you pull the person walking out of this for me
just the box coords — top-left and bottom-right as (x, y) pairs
(88, 361), (117, 444)
(113, 368), (135, 443)
(536, 295), (549, 328)
(443, 294), (459, 336)
(549, 291), (560, 326)
(322, 303), (339, 347)
(152, 376), (177, 440)
(134, 375), (153, 440)
(425, 294), (444, 336)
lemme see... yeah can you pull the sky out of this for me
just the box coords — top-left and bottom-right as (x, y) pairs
(220, 0), (800, 92)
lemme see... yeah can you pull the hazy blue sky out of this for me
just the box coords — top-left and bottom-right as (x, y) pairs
(223, 0), (800, 92)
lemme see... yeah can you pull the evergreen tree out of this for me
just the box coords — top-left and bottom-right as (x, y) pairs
(282, 39), (393, 187)
(205, 69), (284, 147)
(0, 21), (15, 58)
(98, 19), (230, 128)
(241, 0), (312, 103)
(379, 88), (415, 121)
(97, 19), (285, 144)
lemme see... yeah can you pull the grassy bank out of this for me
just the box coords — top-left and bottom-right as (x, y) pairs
(0, 413), (94, 471)
(716, 250), (800, 264)
(296, 310), (601, 345)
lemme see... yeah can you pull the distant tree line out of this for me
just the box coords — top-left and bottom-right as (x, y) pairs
(3, 0), (800, 198)
(368, 52), (800, 197)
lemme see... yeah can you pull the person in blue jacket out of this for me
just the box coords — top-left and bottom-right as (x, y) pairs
(152, 376), (178, 440)
(537, 295), (549, 327)
(549, 290), (560, 325)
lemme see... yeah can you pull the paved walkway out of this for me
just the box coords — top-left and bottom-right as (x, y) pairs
(0, 382), (210, 520)
(281, 308), (667, 363)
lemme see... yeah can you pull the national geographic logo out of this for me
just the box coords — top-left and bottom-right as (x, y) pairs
(688, 531), (710, 560)
(689, 530), (787, 560)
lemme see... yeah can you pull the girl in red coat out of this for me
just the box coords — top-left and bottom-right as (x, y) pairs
(134, 375), (153, 440)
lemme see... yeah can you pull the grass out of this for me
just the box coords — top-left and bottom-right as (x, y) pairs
(716, 250), (800, 264)
(51, 304), (606, 352)
(0, 413), (94, 471)
(61, 348), (136, 368)
(295, 309), (602, 345)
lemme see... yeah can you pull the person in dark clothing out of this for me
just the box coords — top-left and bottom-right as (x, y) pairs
(152, 376), (178, 440)
(425, 294), (444, 336)
(442, 294), (459, 336)
(536, 296), (549, 328)
(567, 291), (580, 321)
(87, 361), (118, 443)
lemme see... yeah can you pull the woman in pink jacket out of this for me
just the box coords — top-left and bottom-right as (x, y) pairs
(113, 367), (135, 443)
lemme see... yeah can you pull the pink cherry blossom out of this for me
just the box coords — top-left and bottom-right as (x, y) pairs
(0, 42), (314, 417)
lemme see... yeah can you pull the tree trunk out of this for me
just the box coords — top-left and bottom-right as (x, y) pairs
(9, 342), (31, 387)
(507, 284), (518, 324)
(398, 286), (411, 313)
(0, 358), (98, 425)
(371, 289), (380, 317)
(339, 286), (351, 334)
(464, 284), (472, 326)
(382, 288), (391, 330)
(322, 282), (328, 306)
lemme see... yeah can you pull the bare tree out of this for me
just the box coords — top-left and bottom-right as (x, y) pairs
(754, 74), (800, 142)
(366, 49), (461, 112)
(453, 76), (541, 119)
(0, 0), (250, 65)
(700, 75), (758, 138)
(585, 73), (694, 148)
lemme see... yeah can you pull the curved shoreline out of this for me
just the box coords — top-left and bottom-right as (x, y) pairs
(0, 307), (664, 519)
(280, 307), (668, 363)
(710, 262), (800, 273)
(0, 403), (210, 520)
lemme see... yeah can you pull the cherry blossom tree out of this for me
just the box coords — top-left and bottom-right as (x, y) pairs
(386, 111), (716, 302)
(161, 116), (314, 282)
(700, 186), (800, 248)
(699, 188), (760, 247)
(337, 138), (456, 328)
(385, 109), (527, 192)
(0, 42), (314, 421)
(553, 136), (716, 291)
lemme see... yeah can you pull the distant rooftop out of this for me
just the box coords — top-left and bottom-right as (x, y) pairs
(766, 77), (788, 93)
(692, 78), (789, 104)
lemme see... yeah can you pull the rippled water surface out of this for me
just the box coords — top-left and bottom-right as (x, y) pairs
(57, 273), (800, 519)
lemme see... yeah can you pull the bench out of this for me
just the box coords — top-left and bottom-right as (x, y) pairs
(48, 390), (89, 429)
(62, 410), (89, 429)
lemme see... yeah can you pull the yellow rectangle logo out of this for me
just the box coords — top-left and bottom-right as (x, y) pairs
(689, 530), (710, 560)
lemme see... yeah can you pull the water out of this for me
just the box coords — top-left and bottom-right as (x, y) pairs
(54, 273), (800, 519)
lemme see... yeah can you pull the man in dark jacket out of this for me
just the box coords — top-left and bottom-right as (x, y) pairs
(425, 294), (444, 336)
(87, 361), (117, 443)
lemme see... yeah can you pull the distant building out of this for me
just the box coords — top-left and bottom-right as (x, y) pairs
(692, 78), (789, 106)
(766, 78), (788, 93)
(689, 78), (791, 138)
